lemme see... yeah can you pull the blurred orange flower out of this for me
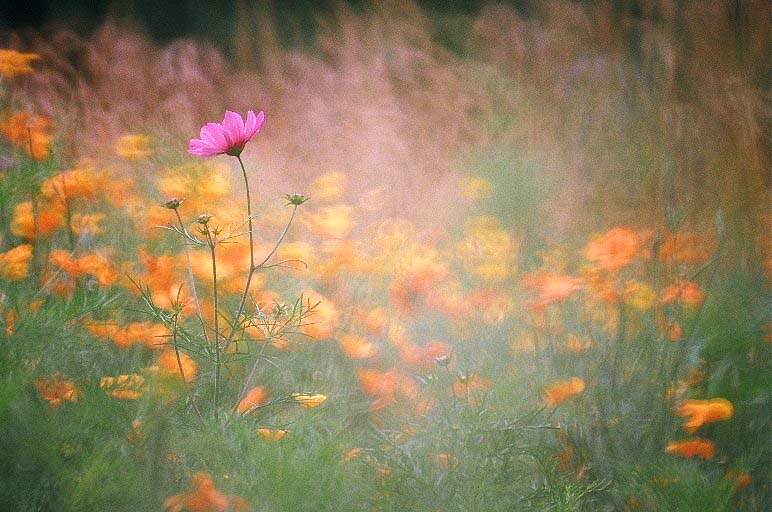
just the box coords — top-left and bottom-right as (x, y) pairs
(660, 232), (716, 263)
(339, 335), (377, 359)
(665, 439), (715, 459)
(115, 134), (152, 159)
(543, 377), (585, 406)
(0, 48), (40, 77)
(164, 472), (248, 512)
(41, 168), (104, 201)
(257, 428), (288, 441)
(585, 227), (638, 271)
(661, 281), (705, 308)
(35, 374), (79, 407)
(100, 374), (146, 400)
(11, 200), (66, 238)
(0, 244), (33, 280)
(238, 386), (267, 414)
(0, 111), (51, 159)
(300, 289), (337, 339)
(306, 204), (354, 239)
(676, 398), (733, 432)
(452, 373), (492, 406)
(157, 349), (198, 380)
(523, 272), (584, 310)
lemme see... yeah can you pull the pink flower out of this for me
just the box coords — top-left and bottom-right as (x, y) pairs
(188, 110), (264, 157)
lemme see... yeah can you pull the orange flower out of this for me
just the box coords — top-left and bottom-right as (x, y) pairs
(70, 213), (106, 235)
(0, 244), (33, 280)
(399, 340), (453, 370)
(363, 308), (387, 333)
(257, 428), (288, 441)
(665, 438), (715, 459)
(357, 367), (418, 411)
(452, 373), (492, 397)
(11, 200), (66, 238)
(661, 281), (705, 308)
(0, 111), (52, 159)
(668, 323), (683, 341)
(300, 289), (338, 339)
(238, 386), (267, 414)
(725, 470), (752, 490)
(339, 335), (377, 359)
(660, 232), (716, 263)
(585, 227), (638, 271)
(543, 377), (585, 406)
(311, 171), (347, 200)
(523, 272), (584, 310)
(157, 349), (198, 380)
(115, 134), (152, 159)
(163, 472), (248, 512)
(432, 453), (459, 469)
(558, 444), (576, 471)
(0, 48), (40, 77)
(85, 321), (169, 349)
(35, 374), (79, 407)
(100, 374), (146, 400)
(41, 168), (104, 201)
(306, 204), (354, 239)
(676, 398), (733, 432)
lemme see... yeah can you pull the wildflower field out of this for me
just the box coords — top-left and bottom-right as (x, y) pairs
(0, 1), (769, 510)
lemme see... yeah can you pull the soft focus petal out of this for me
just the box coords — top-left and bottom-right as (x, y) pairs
(222, 110), (245, 146)
(244, 111), (264, 139)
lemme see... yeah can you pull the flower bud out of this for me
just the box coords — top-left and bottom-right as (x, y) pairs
(285, 194), (309, 206)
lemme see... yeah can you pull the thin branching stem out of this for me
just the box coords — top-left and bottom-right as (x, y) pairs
(223, 203), (298, 354)
(205, 228), (221, 422)
(174, 209), (210, 345)
(171, 313), (203, 420)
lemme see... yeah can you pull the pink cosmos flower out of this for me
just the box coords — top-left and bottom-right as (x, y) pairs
(188, 110), (264, 157)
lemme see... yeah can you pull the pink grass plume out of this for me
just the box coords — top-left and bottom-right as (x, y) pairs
(188, 110), (264, 157)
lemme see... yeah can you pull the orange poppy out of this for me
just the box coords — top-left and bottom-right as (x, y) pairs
(585, 227), (638, 271)
(665, 439), (715, 459)
(0, 244), (33, 280)
(676, 398), (733, 432)
(163, 472), (248, 512)
(238, 386), (267, 414)
(543, 377), (585, 406)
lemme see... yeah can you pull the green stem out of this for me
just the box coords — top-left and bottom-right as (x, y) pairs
(172, 314), (203, 419)
(174, 209), (210, 345)
(207, 230), (221, 422)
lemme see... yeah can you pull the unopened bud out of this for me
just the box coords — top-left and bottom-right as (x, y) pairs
(286, 193), (309, 206)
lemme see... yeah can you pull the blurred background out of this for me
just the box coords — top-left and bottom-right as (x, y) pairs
(1, 1), (768, 257)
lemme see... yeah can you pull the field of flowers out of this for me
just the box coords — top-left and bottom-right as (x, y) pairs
(0, 2), (769, 511)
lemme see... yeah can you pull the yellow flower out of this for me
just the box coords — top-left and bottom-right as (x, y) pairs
(291, 392), (327, 408)
(622, 280), (657, 310)
(0, 48), (39, 77)
(115, 134), (152, 159)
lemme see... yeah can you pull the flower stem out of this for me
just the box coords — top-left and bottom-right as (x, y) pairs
(174, 209), (210, 346)
(223, 203), (298, 354)
(206, 230), (221, 422)
(227, 155), (256, 346)
(172, 313), (203, 420)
